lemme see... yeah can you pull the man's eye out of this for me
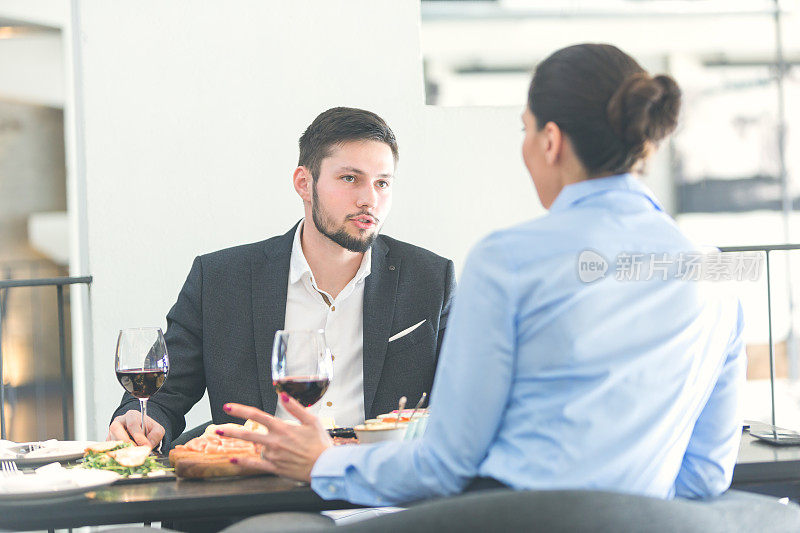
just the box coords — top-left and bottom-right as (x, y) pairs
(376, 180), (390, 189)
(341, 175), (355, 183)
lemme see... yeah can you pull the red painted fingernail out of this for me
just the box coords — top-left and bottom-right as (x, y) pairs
(230, 457), (238, 464)
(215, 429), (224, 436)
(280, 393), (290, 403)
(223, 404), (232, 412)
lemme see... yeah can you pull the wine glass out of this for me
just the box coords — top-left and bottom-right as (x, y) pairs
(271, 329), (333, 407)
(115, 327), (169, 440)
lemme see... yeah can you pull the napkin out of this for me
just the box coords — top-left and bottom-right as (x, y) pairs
(0, 440), (18, 459)
(25, 440), (81, 459)
(0, 439), (68, 459)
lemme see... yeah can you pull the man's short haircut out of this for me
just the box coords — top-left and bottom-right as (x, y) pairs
(298, 107), (399, 181)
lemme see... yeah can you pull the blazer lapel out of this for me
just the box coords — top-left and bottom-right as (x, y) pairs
(251, 223), (297, 415)
(362, 236), (400, 417)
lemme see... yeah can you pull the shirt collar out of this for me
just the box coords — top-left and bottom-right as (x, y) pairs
(289, 219), (372, 286)
(548, 173), (664, 214)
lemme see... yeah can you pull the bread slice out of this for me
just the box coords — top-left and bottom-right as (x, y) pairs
(168, 448), (263, 478)
(108, 445), (152, 467)
(86, 441), (127, 453)
(243, 419), (269, 434)
(169, 421), (266, 479)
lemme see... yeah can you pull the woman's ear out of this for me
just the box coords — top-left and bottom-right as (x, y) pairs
(543, 121), (563, 166)
(293, 166), (313, 203)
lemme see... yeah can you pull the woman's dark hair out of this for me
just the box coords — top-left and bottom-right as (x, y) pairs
(298, 107), (398, 181)
(528, 43), (681, 176)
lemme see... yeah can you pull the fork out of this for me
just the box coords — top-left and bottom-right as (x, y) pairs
(0, 460), (21, 477)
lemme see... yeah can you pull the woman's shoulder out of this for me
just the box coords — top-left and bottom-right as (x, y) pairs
(470, 207), (701, 274)
(467, 214), (577, 268)
(477, 212), (589, 250)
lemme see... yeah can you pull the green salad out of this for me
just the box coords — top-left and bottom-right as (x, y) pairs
(79, 441), (172, 476)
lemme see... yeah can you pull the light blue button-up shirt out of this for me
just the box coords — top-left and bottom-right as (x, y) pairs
(311, 174), (746, 507)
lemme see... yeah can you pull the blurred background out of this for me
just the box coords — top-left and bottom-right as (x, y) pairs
(0, 0), (798, 442)
(420, 0), (800, 428)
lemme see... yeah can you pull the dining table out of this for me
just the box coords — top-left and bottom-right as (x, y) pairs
(0, 464), (361, 531)
(3, 424), (800, 531)
(731, 422), (800, 501)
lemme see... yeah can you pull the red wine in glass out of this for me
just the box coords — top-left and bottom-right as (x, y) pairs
(117, 369), (167, 398)
(273, 376), (330, 407)
(272, 329), (333, 408)
(115, 328), (169, 442)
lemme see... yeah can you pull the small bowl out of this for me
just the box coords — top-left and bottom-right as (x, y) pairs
(380, 409), (425, 418)
(354, 423), (408, 444)
(377, 414), (411, 423)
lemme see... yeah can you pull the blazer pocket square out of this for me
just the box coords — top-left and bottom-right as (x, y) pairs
(388, 319), (427, 343)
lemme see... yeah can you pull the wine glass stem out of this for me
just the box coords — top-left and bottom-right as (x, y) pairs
(139, 398), (148, 439)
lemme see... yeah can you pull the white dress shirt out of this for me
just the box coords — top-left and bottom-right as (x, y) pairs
(275, 220), (371, 428)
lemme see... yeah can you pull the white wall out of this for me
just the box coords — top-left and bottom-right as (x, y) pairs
(385, 105), (536, 264)
(76, 0), (540, 439)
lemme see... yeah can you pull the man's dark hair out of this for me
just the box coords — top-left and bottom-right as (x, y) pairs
(298, 107), (399, 181)
(529, 43), (681, 176)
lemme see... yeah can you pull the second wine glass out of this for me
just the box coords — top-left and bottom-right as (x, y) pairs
(271, 329), (333, 407)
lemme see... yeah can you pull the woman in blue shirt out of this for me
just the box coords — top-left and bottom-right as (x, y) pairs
(219, 43), (745, 506)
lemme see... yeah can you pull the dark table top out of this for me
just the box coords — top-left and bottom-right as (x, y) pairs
(3, 427), (800, 531)
(732, 424), (800, 486)
(0, 474), (359, 531)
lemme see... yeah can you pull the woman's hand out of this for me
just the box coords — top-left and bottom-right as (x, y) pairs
(216, 393), (333, 482)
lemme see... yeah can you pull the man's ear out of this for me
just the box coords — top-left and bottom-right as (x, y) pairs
(543, 121), (563, 166)
(293, 166), (313, 203)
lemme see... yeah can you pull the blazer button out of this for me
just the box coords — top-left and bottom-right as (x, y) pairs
(326, 401), (333, 407)
(389, 265), (395, 271)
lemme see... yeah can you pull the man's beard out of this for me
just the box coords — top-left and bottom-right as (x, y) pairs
(311, 183), (378, 253)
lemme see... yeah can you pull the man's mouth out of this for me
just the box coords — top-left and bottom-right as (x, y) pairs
(350, 215), (377, 230)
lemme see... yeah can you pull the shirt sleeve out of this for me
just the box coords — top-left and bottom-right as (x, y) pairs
(674, 300), (747, 499)
(310, 235), (518, 506)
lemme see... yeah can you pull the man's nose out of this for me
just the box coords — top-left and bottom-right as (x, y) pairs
(356, 182), (378, 208)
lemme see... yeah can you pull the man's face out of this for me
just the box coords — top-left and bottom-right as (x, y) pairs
(310, 140), (395, 253)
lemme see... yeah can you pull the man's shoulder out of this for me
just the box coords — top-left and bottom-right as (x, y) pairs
(198, 239), (270, 265)
(378, 234), (452, 267)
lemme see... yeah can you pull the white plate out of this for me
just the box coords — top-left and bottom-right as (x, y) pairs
(7, 441), (98, 466)
(0, 468), (120, 502)
(354, 425), (408, 444)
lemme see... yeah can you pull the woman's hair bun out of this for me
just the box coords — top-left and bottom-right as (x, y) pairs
(607, 73), (681, 147)
(529, 44), (683, 174)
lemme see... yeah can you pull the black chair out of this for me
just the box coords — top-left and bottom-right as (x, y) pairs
(220, 488), (800, 533)
(102, 488), (800, 533)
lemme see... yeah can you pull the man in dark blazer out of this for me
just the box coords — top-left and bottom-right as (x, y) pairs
(108, 108), (455, 450)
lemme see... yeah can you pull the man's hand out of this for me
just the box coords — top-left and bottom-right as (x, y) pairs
(107, 410), (165, 450)
(218, 394), (333, 482)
